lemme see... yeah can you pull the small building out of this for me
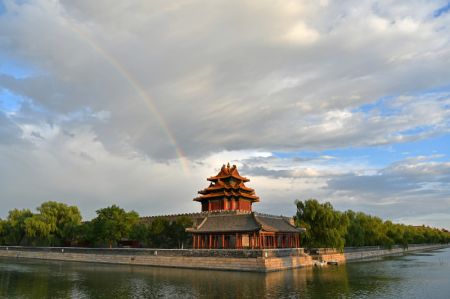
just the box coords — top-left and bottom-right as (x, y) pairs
(187, 164), (304, 249)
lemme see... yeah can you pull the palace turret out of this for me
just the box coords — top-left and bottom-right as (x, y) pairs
(194, 163), (259, 212)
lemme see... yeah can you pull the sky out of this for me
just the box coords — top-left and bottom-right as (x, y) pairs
(0, 0), (449, 228)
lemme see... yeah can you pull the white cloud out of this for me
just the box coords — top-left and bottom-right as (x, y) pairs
(0, 0), (449, 229)
(282, 22), (320, 45)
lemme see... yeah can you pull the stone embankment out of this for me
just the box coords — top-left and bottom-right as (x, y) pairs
(306, 243), (449, 265)
(344, 243), (449, 261)
(0, 244), (447, 272)
(0, 246), (312, 272)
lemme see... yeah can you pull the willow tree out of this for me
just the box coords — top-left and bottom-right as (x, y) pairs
(295, 199), (348, 250)
(3, 209), (33, 245)
(0, 219), (6, 245)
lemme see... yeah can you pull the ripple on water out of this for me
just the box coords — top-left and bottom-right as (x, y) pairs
(1, 248), (450, 299)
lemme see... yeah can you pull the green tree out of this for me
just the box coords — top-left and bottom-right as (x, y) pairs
(129, 223), (149, 246)
(36, 201), (82, 245)
(91, 205), (139, 248)
(0, 219), (6, 245)
(3, 209), (33, 245)
(73, 222), (96, 246)
(148, 218), (171, 248)
(24, 215), (53, 245)
(345, 210), (365, 247)
(295, 199), (348, 250)
(169, 216), (193, 249)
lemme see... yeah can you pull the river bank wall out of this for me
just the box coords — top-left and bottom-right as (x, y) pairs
(0, 244), (447, 272)
(344, 244), (449, 261)
(0, 246), (312, 272)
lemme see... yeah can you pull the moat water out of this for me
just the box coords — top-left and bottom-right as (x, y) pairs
(0, 247), (449, 299)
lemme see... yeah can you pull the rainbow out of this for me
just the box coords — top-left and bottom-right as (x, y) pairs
(63, 18), (190, 174)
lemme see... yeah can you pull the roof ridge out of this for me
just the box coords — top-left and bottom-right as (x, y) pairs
(253, 212), (290, 219)
(196, 216), (209, 230)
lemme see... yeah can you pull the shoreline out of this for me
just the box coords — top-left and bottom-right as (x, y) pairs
(0, 244), (448, 272)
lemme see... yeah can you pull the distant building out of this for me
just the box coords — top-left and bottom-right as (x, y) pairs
(141, 163), (304, 249)
(187, 164), (304, 249)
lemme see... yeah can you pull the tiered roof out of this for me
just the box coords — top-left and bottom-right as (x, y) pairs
(186, 212), (303, 233)
(193, 163), (259, 203)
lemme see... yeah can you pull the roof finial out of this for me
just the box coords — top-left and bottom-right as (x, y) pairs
(227, 162), (230, 168)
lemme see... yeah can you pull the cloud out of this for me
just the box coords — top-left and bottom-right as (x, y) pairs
(0, 0), (449, 158)
(0, 111), (22, 145)
(235, 154), (450, 228)
(0, 1), (449, 229)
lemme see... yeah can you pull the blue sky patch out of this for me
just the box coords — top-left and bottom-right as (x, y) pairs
(0, 1), (6, 15)
(0, 58), (37, 79)
(434, 2), (450, 18)
(0, 88), (24, 113)
(272, 133), (450, 169)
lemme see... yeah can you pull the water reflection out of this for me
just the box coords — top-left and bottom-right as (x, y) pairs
(1, 248), (449, 298)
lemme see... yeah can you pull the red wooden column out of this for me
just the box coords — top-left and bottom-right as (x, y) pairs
(251, 233), (255, 249)
(194, 235), (197, 249)
(209, 234), (212, 249)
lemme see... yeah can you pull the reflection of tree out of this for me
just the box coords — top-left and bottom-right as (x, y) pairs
(0, 258), (73, 299)
(305, 266), (351, 299)
(0, 256), (408, 299)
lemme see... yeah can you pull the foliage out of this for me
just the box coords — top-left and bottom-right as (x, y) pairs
(1, 199), (448, 249)
(295, 199), (348, 250)
(148, 218), (171, 248)
(72, 222), (95, 246)
(21, 201), (82, 246)
(0, 219), (6, 245)
(170, 216), (193, 249)
(2, 209), (33, 245)
(91, 205), (140, 247)
(295, 199), (450, 249)
(37, 201), (82, 245)
(0, 202), (81, 246)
